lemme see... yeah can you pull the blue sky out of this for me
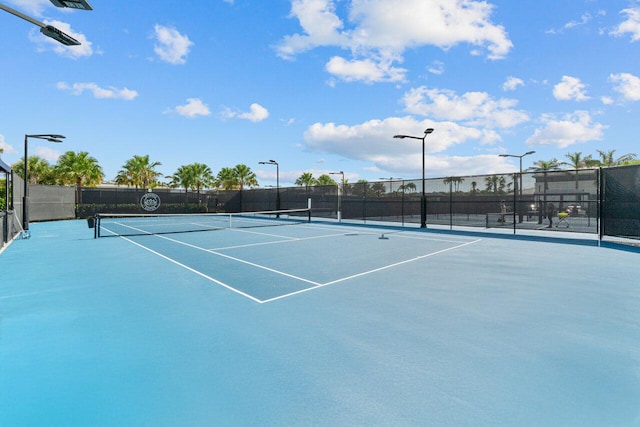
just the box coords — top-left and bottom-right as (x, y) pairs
(1, 0), (639, 186)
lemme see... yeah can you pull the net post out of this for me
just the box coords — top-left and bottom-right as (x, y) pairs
(307, 198), (312, 222)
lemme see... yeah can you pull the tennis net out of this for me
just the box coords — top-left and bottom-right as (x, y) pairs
(94, 207), (311, 238)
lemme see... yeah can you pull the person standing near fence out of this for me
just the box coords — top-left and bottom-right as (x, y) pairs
(499, 201), (507, 223)
(546, 203), (555, 228)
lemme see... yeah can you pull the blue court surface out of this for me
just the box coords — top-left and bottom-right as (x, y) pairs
(1, 219), (639, 426)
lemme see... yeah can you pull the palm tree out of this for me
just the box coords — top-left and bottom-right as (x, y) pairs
(12, 156), (55, 184)
(596, 149), (637, 167)
(315, 174), (336, 186)
(189, 163), (216, 194)
(115, 155), (162, 191)
(443, 176), (465, 192)
(529, 159), (560, 191)
(295, 172), (317, 190)
(217, 167), (238, 190)
(169, 163), (216, 203)
(484, 175), (506, 193)
(529, 159), (561, 224)
(470, 181), (478, 194)
(562, 152), (586, 190)
(399, 182), (417, 193)
(371, 182), (386, 197)
(55, 151), (104, 204)
(233, 164), (258, 190)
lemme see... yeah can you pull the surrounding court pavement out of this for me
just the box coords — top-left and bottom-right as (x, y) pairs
(1, 219), (639, 426)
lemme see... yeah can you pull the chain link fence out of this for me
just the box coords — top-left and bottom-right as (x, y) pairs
(6, 165), (640, 242)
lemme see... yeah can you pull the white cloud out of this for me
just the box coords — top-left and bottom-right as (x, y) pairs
(0, 134), (16, 155)
(302, 116), (508, 176)
(276, 0), (512, 83)
(502, 76), (524, 91)
(152, 24), (193, 65)
(8, 0), (51, 16)
(601, 96), (614, 105)
(427, 60), (444, 75)
(610, 7), (640, 42)
(34, 146), (62, 163)
(325, 55), (406, 83)
(526, 111), (606, 148)
(553, 76), (590, 101)
(166, 98), (211, 118)
(57, 82), (138, 100)
(222, 103), (270, 122)
(546, 13), (594, 34)
(29, 20), (93, 59)
(609, 72), (640, 101)
(401, 86), (530, 129)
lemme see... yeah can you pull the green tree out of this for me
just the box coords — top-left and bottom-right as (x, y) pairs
(399, 182), (417, 193)
(55, 151), (104, 203)
(562, 152), (587, 190)
(233, 164), (258, 190)
(371, 182), (386, 196)
(169, 163), (215, 195)
(295, 172), (317, 190)
(484, 175), (507, 193)
(596, 149), (637, 167)
(443, 176), (465, 192)
(115, 155), (162, 191)
(217, 167), (238, 190)
(315, 174), (336, 186)
(529, 159), (560, 191)
(12, 156), (55, 184)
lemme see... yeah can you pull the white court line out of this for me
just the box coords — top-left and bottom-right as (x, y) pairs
(209, 230), (358, 251)
(118, 235), (263, 303)
(296, 223), (473, 244)
(110, 224), (481, 304)
(148, 233), (321, 287)
(261, 238), (482, 303)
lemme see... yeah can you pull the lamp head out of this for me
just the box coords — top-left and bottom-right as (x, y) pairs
(393, 135), (406, 139)
(425, 128), (434, 134)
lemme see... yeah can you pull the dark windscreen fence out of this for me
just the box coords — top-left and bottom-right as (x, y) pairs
(37, 166), (634, 241)
(28, 184), (75, 221)
(602, 165), (640, 240)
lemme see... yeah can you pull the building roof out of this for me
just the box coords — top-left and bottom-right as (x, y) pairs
(0, 156), (12, 173)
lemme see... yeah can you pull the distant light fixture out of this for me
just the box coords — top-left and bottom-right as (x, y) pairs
(40, 25), (80, 46)
(0, 3), (83, 46)
(49, 0), (93, 10)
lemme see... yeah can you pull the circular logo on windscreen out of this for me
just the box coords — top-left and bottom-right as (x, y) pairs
(140, 192), (161, 212)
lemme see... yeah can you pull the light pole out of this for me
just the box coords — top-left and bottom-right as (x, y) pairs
(259, 160), (279, 213)
(0, 3), (87, 45)
(23, 134), (65, 232)
(499, 150), (535, 223)
(330, 171), (345, 222)
(393, 128), (434, 228)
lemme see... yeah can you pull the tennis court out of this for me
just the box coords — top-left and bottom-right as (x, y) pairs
(1, 217), (639, 426)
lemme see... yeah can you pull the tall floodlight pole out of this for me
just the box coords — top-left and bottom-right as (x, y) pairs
(330, 171), (345, 222)
(394, 128), (434, 228)
(499, 150), (536, 223)
(23, 134), (65, 232)
(0, 3), (86, 45)
(259, 160), (279, 212)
